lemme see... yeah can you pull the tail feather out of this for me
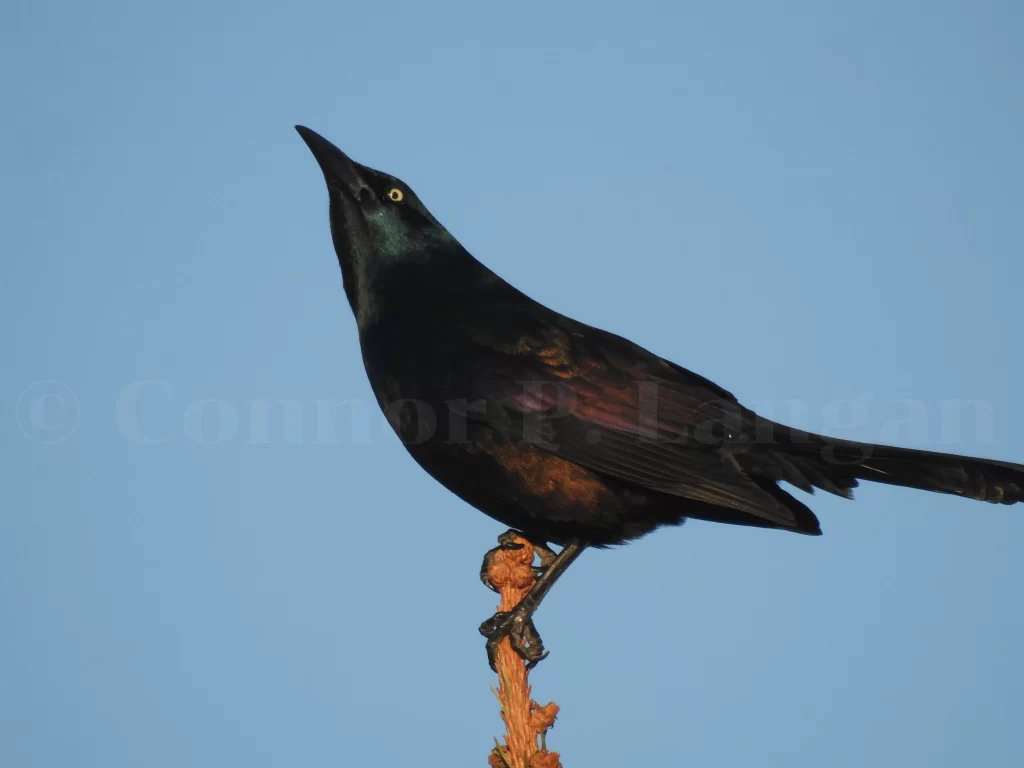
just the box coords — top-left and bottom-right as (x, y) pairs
(843, 443), (1023, 504)
(747, 424), (1024, 505)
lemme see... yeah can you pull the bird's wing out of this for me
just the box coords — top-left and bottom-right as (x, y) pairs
(455, 308), (808, 528)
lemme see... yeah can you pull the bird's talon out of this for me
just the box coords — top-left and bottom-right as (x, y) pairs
(480, 531), (533, 592)
(526, 650), (549, 669)
(495, 529), (527, 551)
(478, 611), (511, 637)
(479, 608), (548, 670)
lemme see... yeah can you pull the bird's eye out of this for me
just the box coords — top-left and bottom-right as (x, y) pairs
(386, 188), (404, 203)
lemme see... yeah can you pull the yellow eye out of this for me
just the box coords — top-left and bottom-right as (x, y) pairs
(387, 188), (404, 202)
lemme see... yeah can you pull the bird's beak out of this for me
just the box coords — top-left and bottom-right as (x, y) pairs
(295, 125), (371, 198)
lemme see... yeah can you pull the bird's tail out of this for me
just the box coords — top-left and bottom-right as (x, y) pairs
(746, 425), (1024, 505)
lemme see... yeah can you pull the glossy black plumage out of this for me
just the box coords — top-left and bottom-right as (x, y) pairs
(296, 125), (1023, 663)
(296, 125), (1022, 547)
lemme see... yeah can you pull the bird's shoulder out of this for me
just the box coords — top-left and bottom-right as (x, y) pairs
(450, 284), (737, 406)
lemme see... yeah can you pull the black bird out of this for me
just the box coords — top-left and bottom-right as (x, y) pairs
(295, 125), (1023, 668)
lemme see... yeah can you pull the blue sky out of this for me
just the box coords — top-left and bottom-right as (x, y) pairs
(2, 2), (1022, 766)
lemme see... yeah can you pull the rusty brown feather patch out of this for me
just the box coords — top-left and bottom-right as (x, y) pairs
(478, 436), (606, 509)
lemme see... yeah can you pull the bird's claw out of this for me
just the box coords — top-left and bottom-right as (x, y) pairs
(479, 530), (555, 593)
(479, 533), (527, 593)
(479, 608), (549, 671)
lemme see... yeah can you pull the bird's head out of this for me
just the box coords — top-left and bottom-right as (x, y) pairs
(295, 125), (460, 319)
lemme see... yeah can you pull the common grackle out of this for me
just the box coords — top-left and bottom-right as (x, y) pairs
(296, 126), (1023, 669)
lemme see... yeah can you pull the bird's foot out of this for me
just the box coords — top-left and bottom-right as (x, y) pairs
(532, 540), (557, 576)
(479, 530), (556, 592)
(478, 605), (548, 671)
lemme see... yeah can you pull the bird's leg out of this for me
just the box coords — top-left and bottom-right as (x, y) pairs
(479, 538), (586, 670)
(479, 529), (557, 592)
(532, 540), (558, 577)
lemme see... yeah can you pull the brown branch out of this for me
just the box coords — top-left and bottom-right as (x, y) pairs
(484, 535), (562, 768)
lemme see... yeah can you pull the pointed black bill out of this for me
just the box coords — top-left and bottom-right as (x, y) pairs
(295, 125), (370, 198)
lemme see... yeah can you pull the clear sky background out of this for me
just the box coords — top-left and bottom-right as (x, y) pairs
(2, 2), (1022, 766)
